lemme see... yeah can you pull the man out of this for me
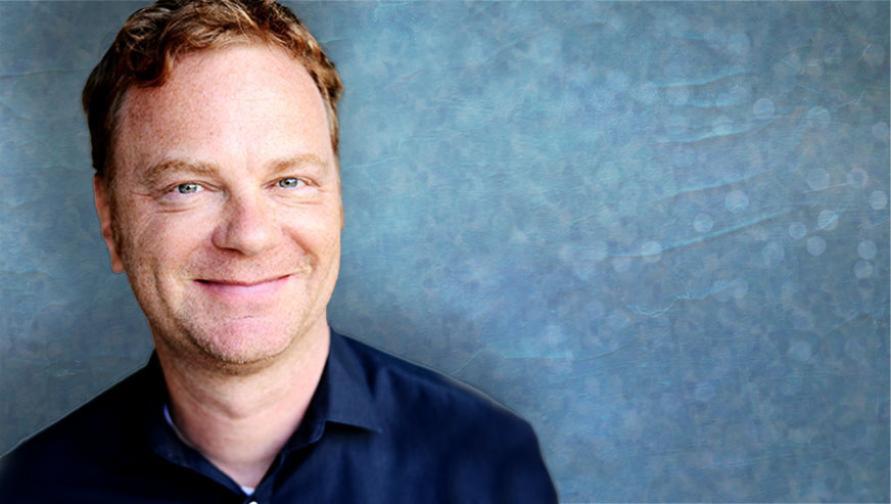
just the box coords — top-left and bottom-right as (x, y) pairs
(0, 0), (557, 502)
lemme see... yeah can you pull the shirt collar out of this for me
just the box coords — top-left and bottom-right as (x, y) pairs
(321, 329), (382, 431)
(283, 329), (383, 451)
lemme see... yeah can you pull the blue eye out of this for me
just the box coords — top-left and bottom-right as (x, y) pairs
(278, 177), (305, 189)
(176, 183), (202, 194)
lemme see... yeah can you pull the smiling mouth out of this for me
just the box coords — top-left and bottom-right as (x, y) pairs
(195, 274), (292, 302)
(196, 274), (291, 287)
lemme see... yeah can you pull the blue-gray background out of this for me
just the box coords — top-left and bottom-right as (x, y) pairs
(1, 2), (888, 502)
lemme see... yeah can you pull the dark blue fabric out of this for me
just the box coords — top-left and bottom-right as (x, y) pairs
(0, 330), (556, 503)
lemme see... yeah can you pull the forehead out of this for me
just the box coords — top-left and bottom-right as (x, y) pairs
(113, 44), (332, 175)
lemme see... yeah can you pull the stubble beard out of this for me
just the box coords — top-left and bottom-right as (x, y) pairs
(139, 267), (327, 377)
(110, 205), (341, 377)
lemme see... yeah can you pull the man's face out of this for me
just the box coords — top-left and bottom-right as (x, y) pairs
(94, 44), (342, 368)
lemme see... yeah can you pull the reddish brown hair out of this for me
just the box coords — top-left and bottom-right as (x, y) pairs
(82, 0), (343, 180)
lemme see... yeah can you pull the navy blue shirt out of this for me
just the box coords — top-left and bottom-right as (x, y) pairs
(0, 330), (557, 503)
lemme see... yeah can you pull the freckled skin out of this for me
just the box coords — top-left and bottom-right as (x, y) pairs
(94, 44), (343, 372)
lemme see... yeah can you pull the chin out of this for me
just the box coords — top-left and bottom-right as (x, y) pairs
(187, 317), (298, 368)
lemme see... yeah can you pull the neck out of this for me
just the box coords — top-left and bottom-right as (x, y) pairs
(155, 321), (331, 488)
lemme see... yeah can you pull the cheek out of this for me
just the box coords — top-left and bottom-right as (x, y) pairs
(118, 206), (208, 268)
(279, 196), (341, 243)
(300, 210), (342, 255)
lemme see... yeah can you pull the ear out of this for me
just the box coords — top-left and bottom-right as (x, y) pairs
(93, 175), (124, 273)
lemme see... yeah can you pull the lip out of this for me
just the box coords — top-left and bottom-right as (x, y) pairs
(195, 274), (291, 303)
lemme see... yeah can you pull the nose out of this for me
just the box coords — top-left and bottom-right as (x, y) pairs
(211, 190), (278, 256)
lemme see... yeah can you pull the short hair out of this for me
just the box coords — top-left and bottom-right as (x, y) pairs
(82, 0), (343, 181)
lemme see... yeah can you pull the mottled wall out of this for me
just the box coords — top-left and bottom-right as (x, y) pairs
(1, 2), (888, 502)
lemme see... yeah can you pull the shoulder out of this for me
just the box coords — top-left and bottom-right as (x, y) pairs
(335, 333), (558, 502)
(0, 361), (155, 498)
(341, 333), (521, 428)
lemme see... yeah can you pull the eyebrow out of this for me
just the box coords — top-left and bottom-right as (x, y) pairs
(139, 154), (330, 188)
(268, 154), (329, 176)
(139, 159), (216, 188)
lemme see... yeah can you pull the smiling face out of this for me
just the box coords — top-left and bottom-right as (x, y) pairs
(94, 44), (342, 369)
